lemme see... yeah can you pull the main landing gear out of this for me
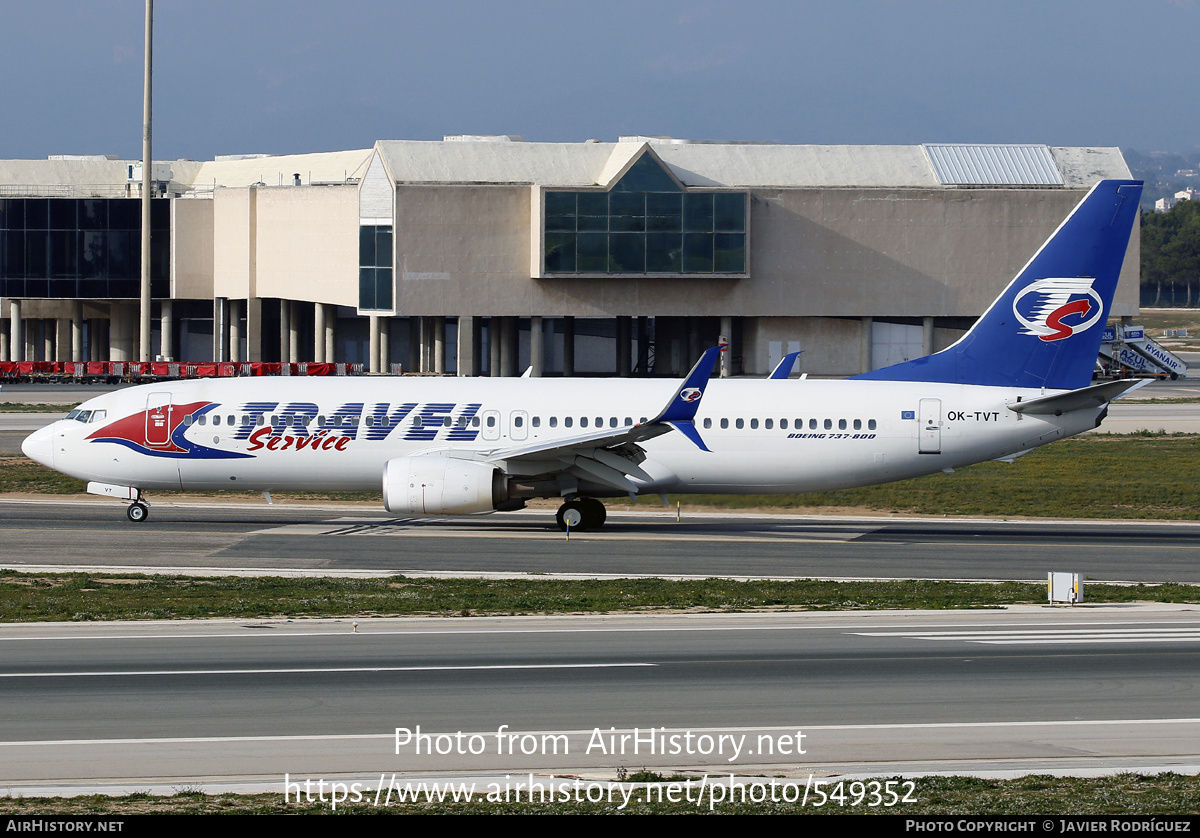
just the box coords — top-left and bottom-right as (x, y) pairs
(556, 498), (607, 531)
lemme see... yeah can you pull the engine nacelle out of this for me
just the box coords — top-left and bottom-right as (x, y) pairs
(383, 455), (505, 515)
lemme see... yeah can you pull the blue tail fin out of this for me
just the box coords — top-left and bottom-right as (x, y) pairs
(853, 179), (1142, 390)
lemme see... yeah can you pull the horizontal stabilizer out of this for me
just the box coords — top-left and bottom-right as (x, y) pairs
(1007, 378), (1147, 416)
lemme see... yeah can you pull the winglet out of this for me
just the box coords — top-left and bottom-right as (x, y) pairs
(652, 346), (721, 424)
(768, 350), (804, 380)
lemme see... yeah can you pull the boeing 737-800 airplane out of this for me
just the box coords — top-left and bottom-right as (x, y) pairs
(22, 180), (1144, 530)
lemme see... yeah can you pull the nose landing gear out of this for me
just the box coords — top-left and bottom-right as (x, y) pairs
(556, 497), (607, 531)
(126, 493), (149, 523)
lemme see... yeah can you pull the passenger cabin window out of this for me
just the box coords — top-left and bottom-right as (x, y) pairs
(549, 417), (558, 428)
(868, 419), (877, 430)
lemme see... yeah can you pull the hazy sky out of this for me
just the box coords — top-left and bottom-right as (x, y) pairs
(3, 0), (1197, 161)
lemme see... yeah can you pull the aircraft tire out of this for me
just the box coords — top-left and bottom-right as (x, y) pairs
(580, 498), (607, 529)
(556, 501), (585, 532)
(127, 502), (149, 523)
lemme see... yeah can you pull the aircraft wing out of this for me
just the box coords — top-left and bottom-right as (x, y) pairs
(419, 346), (721, 493)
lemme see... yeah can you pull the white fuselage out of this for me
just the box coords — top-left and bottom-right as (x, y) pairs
(27, 375), (1097, 499)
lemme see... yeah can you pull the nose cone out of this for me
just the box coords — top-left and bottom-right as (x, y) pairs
(21, 425), (55, 468)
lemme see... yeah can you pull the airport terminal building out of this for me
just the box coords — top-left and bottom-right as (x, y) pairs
(0, 138), (1137, 377)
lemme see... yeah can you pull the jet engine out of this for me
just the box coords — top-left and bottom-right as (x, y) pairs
(383, 455), (508, 515)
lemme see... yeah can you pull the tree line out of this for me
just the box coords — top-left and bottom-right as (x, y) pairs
(1141, 198), (1200, 307)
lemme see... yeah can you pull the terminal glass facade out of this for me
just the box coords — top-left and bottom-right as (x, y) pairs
(0, 198), (169, 299)
(359, 224), (394, 311)
(544, 154), (747, 276)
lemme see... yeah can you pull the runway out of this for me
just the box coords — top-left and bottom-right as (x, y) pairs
(2, 607), (1198, 795)
(3, 498), (1200, 582)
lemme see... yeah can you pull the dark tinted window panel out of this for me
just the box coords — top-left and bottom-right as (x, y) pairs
(0, 199), (22, 229)
(110, 279), (138, 298)
(375, 267), (392, 310)
(577, 192), (607, 216)
(79, 200), (107, 230)
(646, 233), (682, 272)
(646, 193), (682, 231)
(683, 233), (714, 273)
(49, 231), (77, 277)
(24, 279), (48, 297)
(25, 200), (48, 230)
(151, 237), (169, 280)
(80, 231), (107, 278)
(684, 194), (713, 232)
(714, 193), (745, 233)
(107, 230), (133, 278)
(545, 192), (576, 232)
(49, 200), (76, 230)
(544, 232), (575, 273)
(150, 199), (170, 230)
(80, 278), (109, 298)
(26, 230), (48, 277)
(359, 226), (375, 266)
(359, 268), (376, 310)
(109, 200), (138, 229)
(608, 233), (645, 273)
(49, 279), (78, 298)
(713, 233), (746, 273)
(577, 233), (607, 272)
(612, 154), (680, 193)
(375, 227), (392, 267)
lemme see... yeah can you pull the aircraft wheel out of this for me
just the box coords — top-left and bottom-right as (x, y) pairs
(127, 502), (149, 523)
(556, 501), (585, 532)
(580, 498), (607, 529)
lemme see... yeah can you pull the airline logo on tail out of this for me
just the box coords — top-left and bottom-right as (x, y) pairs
(1013, 277), (1103, 342)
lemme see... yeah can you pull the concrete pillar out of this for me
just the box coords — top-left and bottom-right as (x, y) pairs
(55, 318), (70, 362)
(288, 303), (300, 363)
(324, 307), (335, 363)
(457, 315), (476, 377)
(719, 315), (733, 378)
(562, 316), (574, 376)
(0, 311), (8, 363)
(616, 315), (632, 377)
(379, 317), (390, 372)
(529, 316), (543, 377)
(43, 319), (55, 362)
(407, 316), (420, 373)
(369, 315), (381, 374)
(433, 316), (446, 374)
(245, 297), (262, 363)
(489, 317), (501, 376)
(922, 315), (935, 357)
(860, 316), (873, 374)
(89, 315), (102, 362)
(313, 302), (326, 363)
(229, 299), (242, 363)
(418, 316), (430, 372)
(637, 316), (649, 375)
(9, 300), (21, 362)
(213, 297), (228, 363)
(110, 303), (135, 362)
(499, 316), (516, 377)
(279, 300), (291, 365)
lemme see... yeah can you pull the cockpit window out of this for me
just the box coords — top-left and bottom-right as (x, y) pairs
(90, 410), (106, 423)
(76, 411), (92, 423)
(66, 409), (80, 420)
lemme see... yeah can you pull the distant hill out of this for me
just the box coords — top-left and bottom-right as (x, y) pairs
(1123, 149), (1200, 210)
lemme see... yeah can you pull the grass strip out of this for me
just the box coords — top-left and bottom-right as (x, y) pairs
(2, 572), (1198, 622)
(1, 773), (1198, 814)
